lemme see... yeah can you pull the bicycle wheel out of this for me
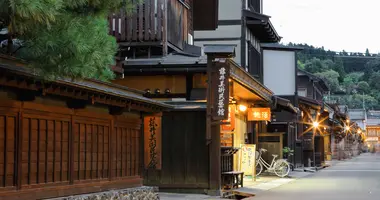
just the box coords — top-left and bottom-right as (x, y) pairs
(255, 161), (263, 177)
(274, 160), (290, 178)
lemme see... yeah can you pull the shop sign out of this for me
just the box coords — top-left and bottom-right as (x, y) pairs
(239, 144), (256, 176)
(247, 107), (271, 121)
(212, 62), (230, 120)
(144, 116), (162, 170)
(221, 106), (235, 132)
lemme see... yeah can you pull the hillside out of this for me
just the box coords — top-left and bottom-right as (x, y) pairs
(287, 43), (380, 109)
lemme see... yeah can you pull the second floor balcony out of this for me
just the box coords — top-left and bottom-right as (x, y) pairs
(108, 0), (191, 51)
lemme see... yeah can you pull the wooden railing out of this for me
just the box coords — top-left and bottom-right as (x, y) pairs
(109, 0), (164, 42)
(109, 0), (189, 50)
(167, 0), (189, 50)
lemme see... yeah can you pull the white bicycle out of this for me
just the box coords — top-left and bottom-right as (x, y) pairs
(255, 148), (290, 178)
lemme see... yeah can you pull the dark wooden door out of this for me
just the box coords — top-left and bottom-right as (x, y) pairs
(144, 111), (209, 190)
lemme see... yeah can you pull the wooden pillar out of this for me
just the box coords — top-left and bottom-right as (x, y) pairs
(209, 123), (221, 195)
(206, 57), (221, 195)
(16, 107), (23, 189)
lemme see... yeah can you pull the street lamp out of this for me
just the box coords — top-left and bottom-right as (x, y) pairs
(238, 104), (247, 112)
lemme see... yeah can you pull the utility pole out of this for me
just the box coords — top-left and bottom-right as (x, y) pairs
(363, 92), (365, 110)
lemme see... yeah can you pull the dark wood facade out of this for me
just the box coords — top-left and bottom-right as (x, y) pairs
(0, 100), (143, 200)
(144, 111), (209, 191)
(0, 59), (171, 199)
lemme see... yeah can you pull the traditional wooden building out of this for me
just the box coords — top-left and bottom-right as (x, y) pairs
(107, 0), (295, 195)
(261, 43), (302, 167)
(0, 56), (172, 199)
(119, 50), (292, 193)
(297, 69), (330, 168)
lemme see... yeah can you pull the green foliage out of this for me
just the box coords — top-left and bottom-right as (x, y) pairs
(1, 0), (141, 81)
(314, 70), (340, 92)
(297, 60), (305, 70)
(304, 57), (328, 73)
(340, 94), (377, 109)
(282, 147), (294, 156)
(19, 14), (117, 80)
(288, 42), (380, 109)
(357, 81), (370, 93)
(368, 71), (380, 91)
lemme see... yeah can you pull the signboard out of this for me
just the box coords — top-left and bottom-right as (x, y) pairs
(212, 62), (230, 120)
(239, 144), (256, 176)
(221, 106), (235, 132)
(248, 107), (271, 121)
(366, 137), (379, 142)
(144, 116), (162, 170)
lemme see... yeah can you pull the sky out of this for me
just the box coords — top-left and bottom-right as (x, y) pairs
(263, 0), (380, 54)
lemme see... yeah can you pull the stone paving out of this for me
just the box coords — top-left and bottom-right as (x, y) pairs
(245, 153), (380, 200)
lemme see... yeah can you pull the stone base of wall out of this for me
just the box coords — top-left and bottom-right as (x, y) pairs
(50, 186), (159, 200)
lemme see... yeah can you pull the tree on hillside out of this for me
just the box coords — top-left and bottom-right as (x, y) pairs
(366, 48), (370, 56)
(304, 57), (328, 73)
(368, 71), (380, 91)
(363, 59), (380, 81)
(341, 94), (377, 109)
(314, 70), (340, 92)
(343, 72), (364, 94)
(0, 0), (141, 81)
(357, 81), (370, 93)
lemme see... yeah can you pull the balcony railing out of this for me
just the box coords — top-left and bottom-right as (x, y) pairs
(109, 0), (189, 50)
(109, 0), (164, 42)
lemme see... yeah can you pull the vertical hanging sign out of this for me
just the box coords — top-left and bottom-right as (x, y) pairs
(212, 62), (230, 120)
(144, 115), (162, 170)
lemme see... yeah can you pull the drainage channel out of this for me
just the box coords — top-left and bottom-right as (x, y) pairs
(222, 190), (255, 199)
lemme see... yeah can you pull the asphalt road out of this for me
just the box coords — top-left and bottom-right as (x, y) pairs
(252, 153), (380, 200)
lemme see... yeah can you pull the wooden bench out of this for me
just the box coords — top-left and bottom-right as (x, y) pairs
(221, 171), (244, 189)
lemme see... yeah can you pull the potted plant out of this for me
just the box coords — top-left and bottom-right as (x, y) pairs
(282, 147), (294, 159)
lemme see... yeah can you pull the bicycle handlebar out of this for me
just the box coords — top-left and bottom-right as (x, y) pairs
(260, 148), (267, 152)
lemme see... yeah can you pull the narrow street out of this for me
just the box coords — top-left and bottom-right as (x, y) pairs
(251, 153), (380, 200)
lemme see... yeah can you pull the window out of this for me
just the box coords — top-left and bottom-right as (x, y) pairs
(298, 88), (307, 97)
(248, 41), (261, 78)
(248, 0), (261, 13)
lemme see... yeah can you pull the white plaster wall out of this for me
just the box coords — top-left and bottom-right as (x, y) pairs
(263, 50), (296, 95)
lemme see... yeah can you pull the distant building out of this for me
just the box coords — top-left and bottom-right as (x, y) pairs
(348, 109), (367, 130)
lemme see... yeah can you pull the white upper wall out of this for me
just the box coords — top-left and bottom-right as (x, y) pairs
(219, 0), (242, 20)
(263, 50), (296, 95)
(194, 25), (241, 39)
(193, 0), (243, 65)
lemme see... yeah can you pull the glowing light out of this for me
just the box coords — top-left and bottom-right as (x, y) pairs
(358, 130), (362, 134)
(313, 122), (319, 128)
(238, 104), (247, 112)
(345, 126), (350, 131)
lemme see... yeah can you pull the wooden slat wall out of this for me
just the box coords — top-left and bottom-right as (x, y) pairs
(21, 114), (70, 187)
(113, 118), (141, 179)
(73, 120), (110, 182)
(109, 0), (164, 42)
(0, 101), (143, 197)
(0, 114), (16, 188)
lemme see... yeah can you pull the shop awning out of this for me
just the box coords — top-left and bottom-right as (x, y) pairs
(299, 96), (322, 110)
(273, 96), (298, 114)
